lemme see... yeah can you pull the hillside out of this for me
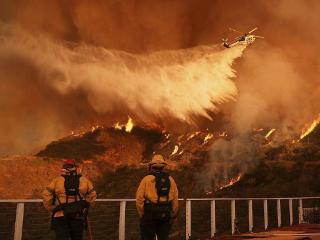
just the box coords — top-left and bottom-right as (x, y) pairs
(0, 123), (319, 199)
(0, 124), (319, 240)
(0, 125), (214, 199)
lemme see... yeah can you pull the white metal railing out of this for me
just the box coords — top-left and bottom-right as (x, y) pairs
(1, 197), (320, 240)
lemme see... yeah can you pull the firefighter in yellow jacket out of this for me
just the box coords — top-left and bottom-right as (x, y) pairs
(136, 154), (179, 240)
(43, 159), (97, 240)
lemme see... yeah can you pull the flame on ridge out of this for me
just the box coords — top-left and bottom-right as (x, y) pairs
(187, 131), (201, 141)
(218, 174), (242, 190)
(203, 133), (214, 144)
(171, 145), (179, 156)
(300, 115), (320, 140)
(219, 132), (227, 137)
(265, 128), (276, 139)
(114, 117), (134, 133)
(125, 118), (134, 132)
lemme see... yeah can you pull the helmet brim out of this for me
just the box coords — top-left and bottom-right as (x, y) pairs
(150, 163), (167, 167)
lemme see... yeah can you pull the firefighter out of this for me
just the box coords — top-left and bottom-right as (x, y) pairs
(136, 154), (179, 240)
(43, 159), (97, 240)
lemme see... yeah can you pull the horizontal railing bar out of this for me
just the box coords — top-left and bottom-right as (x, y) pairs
(0, 199), (43, 203)
(185, 197), (320, 201)
(1, 197), (320, 203)
(97, 199), (135, 202)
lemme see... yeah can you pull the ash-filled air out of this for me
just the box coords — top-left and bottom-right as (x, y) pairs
(0, 24), (245, 155)
(0, 0), (320, 158)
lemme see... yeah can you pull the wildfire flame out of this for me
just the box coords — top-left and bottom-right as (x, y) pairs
(300, 116), (320, 140)
(203, 133), (214, 144)
(219, 132), (227, 137)
(265, 128), (276, 139)
(125, 117), (134, 132)
(171, 145), (179, 156)
(114, 117), (134, 133)
(178, 150), (184, 155)
(218, 174), (242, 190)
(187, 131), (201, 141)
(91, 125), (100, 132)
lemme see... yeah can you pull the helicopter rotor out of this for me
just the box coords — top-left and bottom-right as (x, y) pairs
(253, 35), (264, 39)
(248, 27), (258, 34)
(228, 27), (242, 34)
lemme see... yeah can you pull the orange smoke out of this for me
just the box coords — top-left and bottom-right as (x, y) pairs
(0, 25), (245, 122)
(1, 0), (320, 157)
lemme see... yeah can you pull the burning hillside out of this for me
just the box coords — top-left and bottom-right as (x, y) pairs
(36, 117), (225, 168)
(1, 113), (318, 199)
(1, 2), (320, 240)
(0, 1), (320, 202)
(0, 112), (319, 200)
(299, 115), (320, 144)
(37, 122), (164, 166)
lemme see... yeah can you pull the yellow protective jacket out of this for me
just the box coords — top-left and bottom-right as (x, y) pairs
(136, 173), (179, 218)
(43, 173), (97, 217)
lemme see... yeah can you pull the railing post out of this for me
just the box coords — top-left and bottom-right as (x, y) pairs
(277, 199), (281, 227)
(14, 203), (24, 240)
(264, 199), (268, 230)
(248, 199), (253, 233)
(298, 199), (303, 224)
(186, 200), (191, 240)
(119, 201), (126, 240)
(231, 200), (236, 235)
(211, 200), (216, 237)
(289, 199), (293, 226)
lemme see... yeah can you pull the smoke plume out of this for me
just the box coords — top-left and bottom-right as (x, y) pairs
(0, 24), (244, 155)
(0, 0), (319, 160)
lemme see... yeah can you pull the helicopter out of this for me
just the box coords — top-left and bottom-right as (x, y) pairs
(222, 27), (264, 48)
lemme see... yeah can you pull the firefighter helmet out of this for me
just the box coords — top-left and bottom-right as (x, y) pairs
(150, 154), (167, 167)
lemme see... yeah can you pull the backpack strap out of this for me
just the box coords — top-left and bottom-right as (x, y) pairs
(147, 172), (158, 202)
(163, 173), (170, 203)
(76, 175), (83, 201)
(152, 172), (160, 203)
(50, 188), (62, 221)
